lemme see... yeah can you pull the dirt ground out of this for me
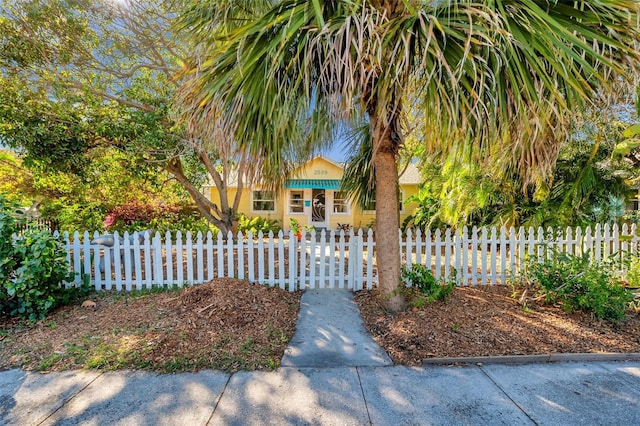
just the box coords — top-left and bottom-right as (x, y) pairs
(354, 285), (640, 366)
(0, 279), (300, 373)
(2, 280), (639, 373)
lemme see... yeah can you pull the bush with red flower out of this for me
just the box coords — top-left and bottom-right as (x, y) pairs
(103, 200), (214, 234)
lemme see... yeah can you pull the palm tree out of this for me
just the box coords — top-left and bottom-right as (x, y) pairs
(178, 0), (639, 311)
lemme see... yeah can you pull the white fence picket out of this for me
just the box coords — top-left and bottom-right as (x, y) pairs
(288, 231), (296, 291)
(185, 232), (193, 285)
(338, 231), (346, 289)
(238, 231), (245, 281)
(166, 231), (174, 284)
(366, 228), (374, 290)
(175, 231), (184, 287)
(248, 232), (255, 283)
(278, 230), (285, 289)
(154, 232), (164, 285)
(328, 230), (336, 289)
(113, 232), (122, 291)
(268, 231), (275, 286)
(196, 232), (204, 284)
(257, 231), (265, 284)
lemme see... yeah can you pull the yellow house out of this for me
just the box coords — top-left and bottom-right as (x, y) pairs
(206, 156), (421, 231)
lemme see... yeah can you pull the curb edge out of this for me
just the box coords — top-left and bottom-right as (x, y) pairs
(422, 353), (640, 366)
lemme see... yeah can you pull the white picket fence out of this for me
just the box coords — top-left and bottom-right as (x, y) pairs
(59, 223), (640, 292)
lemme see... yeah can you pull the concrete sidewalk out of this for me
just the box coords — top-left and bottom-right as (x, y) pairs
(1, 362), (639, 425)
(2, 289), (640, 424)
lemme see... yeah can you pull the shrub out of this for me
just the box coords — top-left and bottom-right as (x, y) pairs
(54, 202), (106, 232)
(103, 201), (214, 234)
(237, 214), (281, 235)
(1, 196), (87, 320)
(402, 264), (455, 307)
(524, 251), (633, 323)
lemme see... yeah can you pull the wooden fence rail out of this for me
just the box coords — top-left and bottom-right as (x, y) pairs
(57, 223), (639, 291)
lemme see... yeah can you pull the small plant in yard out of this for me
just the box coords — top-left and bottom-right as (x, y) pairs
(402, 264), (455, 309)
(522, 251), (633, 323)
(289, 218), (301, 234)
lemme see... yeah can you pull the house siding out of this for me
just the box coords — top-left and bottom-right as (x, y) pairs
(207, 157), (420, 231)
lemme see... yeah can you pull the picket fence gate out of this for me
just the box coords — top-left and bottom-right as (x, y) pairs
(59, 223), (640, 292)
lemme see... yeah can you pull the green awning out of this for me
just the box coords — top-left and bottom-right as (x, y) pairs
(284, 179), (342, 189)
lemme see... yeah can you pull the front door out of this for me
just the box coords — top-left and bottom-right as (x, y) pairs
(310, 188), (326, 228)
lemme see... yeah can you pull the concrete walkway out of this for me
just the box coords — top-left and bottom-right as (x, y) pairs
(281, 289), (392, 367)
(1, 289), (640, 425)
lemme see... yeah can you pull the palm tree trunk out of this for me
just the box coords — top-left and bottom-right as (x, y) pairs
(372, 122), (405, 312)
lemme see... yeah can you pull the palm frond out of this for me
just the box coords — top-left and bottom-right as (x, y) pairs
(179, 0), (640, 189)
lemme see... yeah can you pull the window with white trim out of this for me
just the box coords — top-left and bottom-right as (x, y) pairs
(333, 191), (349, 214)
(252, 190), (275, 212)
(289, 190), (304, 213)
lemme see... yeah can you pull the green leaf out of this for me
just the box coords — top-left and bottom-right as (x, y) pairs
(613, 139), (640, 157)
(622, 123), (640, 138)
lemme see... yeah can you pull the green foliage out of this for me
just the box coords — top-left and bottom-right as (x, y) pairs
(524, 251), (633, 323)
(0, 0), (257, 237)
(626, 256), (640, 288)
(0, 196), (88, 320)
(45, 202), (106, 233)
(288, 218), (300, 234)
(402, 264), (455, 307)
(407, 113), (636, 230)
(237, 214), (281, 235)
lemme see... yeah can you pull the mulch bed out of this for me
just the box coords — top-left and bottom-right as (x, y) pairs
(354, 285), (640, 366)
(0, 279), (301, 373)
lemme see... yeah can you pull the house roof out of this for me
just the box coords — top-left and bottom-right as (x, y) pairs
(399, 163), (421, 185)
(204, 156), (422, 188)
